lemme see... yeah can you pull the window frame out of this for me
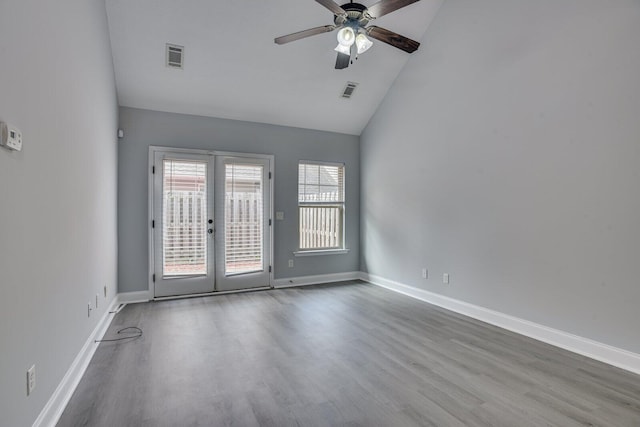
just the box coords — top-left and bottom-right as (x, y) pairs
(295, 160), (348, 255)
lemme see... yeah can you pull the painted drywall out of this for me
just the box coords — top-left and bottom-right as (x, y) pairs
(361, 0), (640, 353)
(0, 1), (118, 425)
(118, 107), (359, 293)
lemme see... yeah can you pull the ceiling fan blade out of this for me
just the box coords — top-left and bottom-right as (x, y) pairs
(335, 52), (350, 69)
(366, 26), (420, 53)
(274, 25), (337, 44)
(366, 0), (421, 19)
(316, 0), (347, 17)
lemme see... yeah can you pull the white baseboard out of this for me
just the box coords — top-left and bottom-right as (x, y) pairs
(273, 271), (361, 288)
(117, 290), (151, 304)
(360, 272), (640, 376)
(32, 297), (119, 427)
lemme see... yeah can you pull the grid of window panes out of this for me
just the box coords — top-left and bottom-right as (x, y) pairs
(298, 162), (345, 250)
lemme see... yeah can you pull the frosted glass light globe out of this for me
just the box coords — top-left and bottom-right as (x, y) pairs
(356, 33), (373, 54)
(336, 27), (355, 47)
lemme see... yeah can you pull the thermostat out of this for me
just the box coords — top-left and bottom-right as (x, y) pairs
(1, 122), (23, 151)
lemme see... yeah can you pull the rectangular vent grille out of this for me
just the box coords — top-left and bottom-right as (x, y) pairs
(166, 44), (184, 69)
(341, 81), (358, 99)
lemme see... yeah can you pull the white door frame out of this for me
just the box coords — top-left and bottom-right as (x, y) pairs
(148, 146), (274, 299)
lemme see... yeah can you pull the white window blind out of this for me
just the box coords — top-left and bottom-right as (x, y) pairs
(298, 162), (345, 250)
(162, 159), (207, 276)
(225, 163), (264, 275)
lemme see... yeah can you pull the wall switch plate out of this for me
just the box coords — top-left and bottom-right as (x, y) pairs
(288, 259), (294, 268)
(443, 273), (449, 284)
(27, 365), (35, 396)
(276, 211), (285, 220)
(88, 303), (92, 317)
(104, 285), (107, 298)
(422, 268), (428, 279)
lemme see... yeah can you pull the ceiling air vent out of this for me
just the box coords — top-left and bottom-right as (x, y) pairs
(166, 44), (184, 69)
(341, 81), (358, 99)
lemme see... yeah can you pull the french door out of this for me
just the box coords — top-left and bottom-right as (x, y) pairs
(215, 156), (271, 292)
(151, 149), (272, 298)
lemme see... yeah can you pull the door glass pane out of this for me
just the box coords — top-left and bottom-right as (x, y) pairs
(162, 159), (207, 276)
(225, 163), (263, 275)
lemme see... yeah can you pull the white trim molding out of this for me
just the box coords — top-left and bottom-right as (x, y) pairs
(360, 272), (640, 376)
(294, 249), (350, 257)
(274, 271), (360, 288)
(32, 297), (120, 427)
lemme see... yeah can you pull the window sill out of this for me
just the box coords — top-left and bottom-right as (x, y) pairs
(294, 249), (350, 257)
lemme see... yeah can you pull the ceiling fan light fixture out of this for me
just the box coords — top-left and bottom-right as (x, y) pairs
(334, 43), (351, 55)
(355, 33), (373, 54)
(274, 0), (422, 70)
(336, 27), (355, 47)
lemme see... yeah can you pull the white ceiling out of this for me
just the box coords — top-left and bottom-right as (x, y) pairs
(105, 0), (443, 135)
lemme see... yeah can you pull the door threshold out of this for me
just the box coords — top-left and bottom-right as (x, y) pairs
(153, 286), (272, 302)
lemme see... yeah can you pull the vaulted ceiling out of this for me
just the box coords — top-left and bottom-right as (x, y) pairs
(105, 0), (443, 135)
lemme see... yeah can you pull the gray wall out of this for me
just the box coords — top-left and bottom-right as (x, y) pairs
(118, 107), (360, 293)
(361, 0), (640, 354)
(0, 1), (118, 426)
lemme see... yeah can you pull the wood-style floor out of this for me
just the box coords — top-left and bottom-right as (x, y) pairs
(57, 281), (640, 426)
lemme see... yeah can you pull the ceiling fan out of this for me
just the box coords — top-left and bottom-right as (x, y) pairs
(275, 0), (421, 69)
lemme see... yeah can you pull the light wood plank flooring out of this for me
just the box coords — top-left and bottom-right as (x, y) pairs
(57, 281), (640, 426)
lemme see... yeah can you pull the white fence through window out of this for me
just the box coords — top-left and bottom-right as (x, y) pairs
(224, 164), (264, 275)
(298, 161), (345, 250)
(299, 205), (342, 249)
(162, 160), (207, 276)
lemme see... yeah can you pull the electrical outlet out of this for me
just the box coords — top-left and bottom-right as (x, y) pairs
(88, 303), (92, 317)
(27, 365), (35, 396)
(103, 285), (107, 298)
(288, 259), (294, 268)
(443, 273), (449, 284)
(422, 268), (428, 279)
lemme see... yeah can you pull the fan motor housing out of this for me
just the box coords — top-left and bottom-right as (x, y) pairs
(335, 3), (370, 26)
